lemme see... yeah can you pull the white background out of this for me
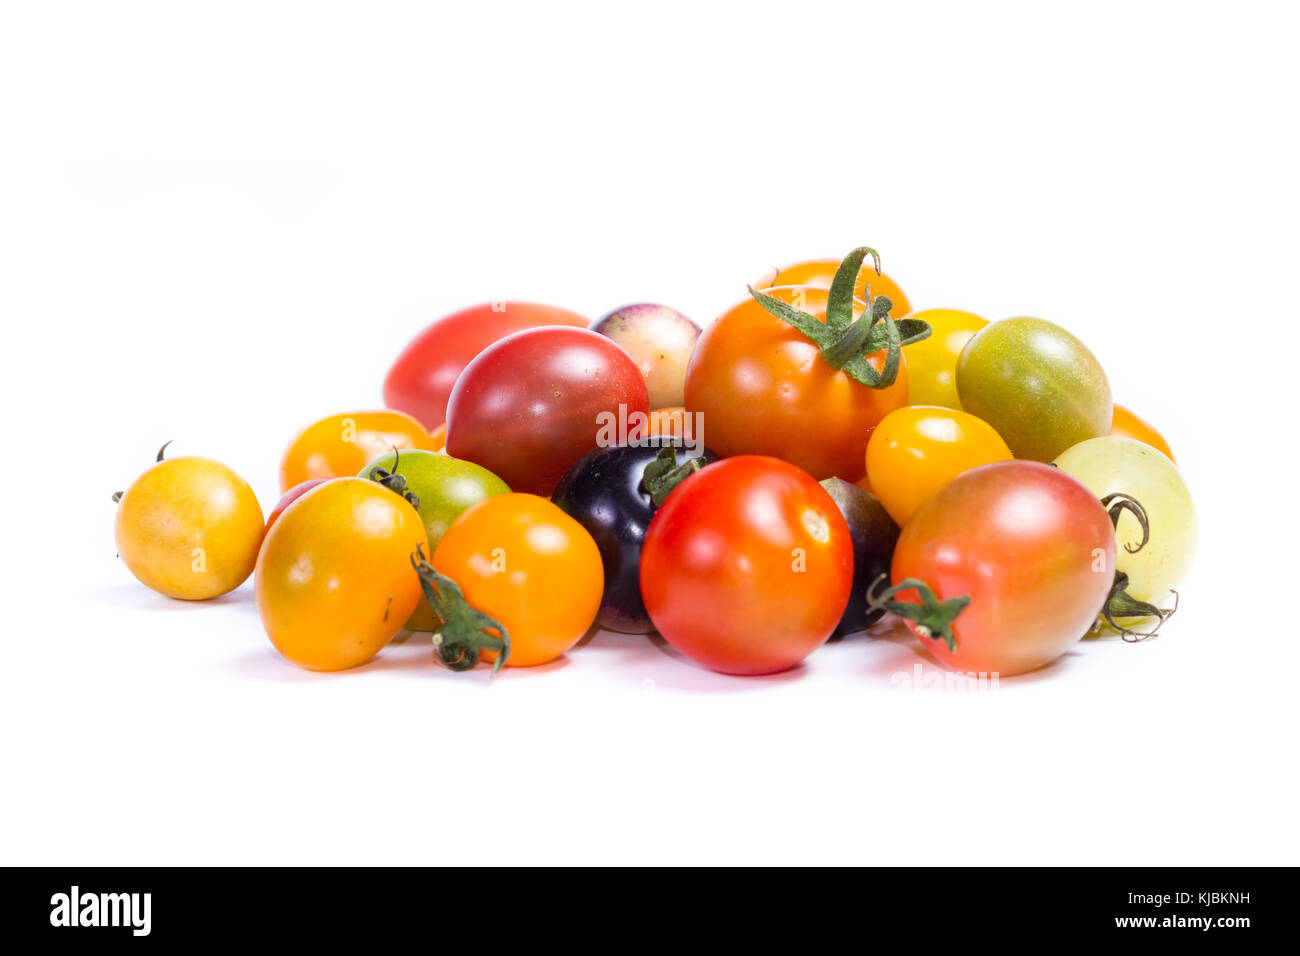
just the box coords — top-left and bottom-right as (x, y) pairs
(2, 1), (1297, 865)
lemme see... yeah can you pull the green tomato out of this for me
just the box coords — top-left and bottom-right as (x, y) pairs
(1054, 436), (1196, 626)
(360, 449), (510, 630)
(957, 317), (1112, 461)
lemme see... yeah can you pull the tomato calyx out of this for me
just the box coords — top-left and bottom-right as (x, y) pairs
(868, 574), (972, 650)
(867, 575), (970, 652)
(1100, 572), (1176, 641)
(641, 445), (704, 506)
(748, 246), (931, 389)
(410, 545), (511, 674)
(365, 448), (421, 510)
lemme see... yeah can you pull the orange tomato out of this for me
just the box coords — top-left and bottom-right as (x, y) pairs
(645, 406), (692, 440)
(115, 456), (264, 600)
(1110, 403), (1175, 462)
(865, 406), (1013, 526)
(429, 423), (447, 452)
(256, 478), (428, 671)
(431, 493), (603, 668)
(279, 409), (438, 492)
(685, 286), (909, 482)
(761, 258), (912, 317)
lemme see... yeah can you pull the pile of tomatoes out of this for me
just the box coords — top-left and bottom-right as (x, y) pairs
(113, 247), (1196, 678)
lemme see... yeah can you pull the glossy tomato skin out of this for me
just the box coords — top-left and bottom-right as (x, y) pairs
(279, 409), (438, 493)
(819, 477), (899, 635)
(957, 317), (1112, 462)
(1109, 403), (1175, 461)
(432, 493), (603, 667)
(901, 309), (988, 408)
(552, 439), (719, 634)
(383, 302), (589, 429)
(891, 461), (1116, 676)
(116, 456), (265, 600)
(640, 456), (853, 675)
(763, 259), (912, 317)
(865, 405), (1013, 526)
(446, 327), (650, 497)
(684, 287), (909, 482)
(256, 478), (429, 671)
(590, 304), (701, 408)
(1054, 436), (1195, 624)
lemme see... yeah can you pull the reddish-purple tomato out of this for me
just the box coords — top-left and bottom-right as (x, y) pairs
(445, 326), (650, 497)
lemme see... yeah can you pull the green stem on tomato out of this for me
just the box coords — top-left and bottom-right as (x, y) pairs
(1100, 570), (1176, 642)
(748, 246), (931, 389)
(866, 575), (970, 652)
(410, 544), (510, 673)
(641, 445), (704, 507)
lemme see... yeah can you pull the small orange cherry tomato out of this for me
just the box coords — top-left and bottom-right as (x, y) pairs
(1109, 403), (1175, 462)
(762, 258), (912, 317)
(279, 410), (438, 492)
(115, 454), (264, 600)
(865, 406), (1013, 526)
(255, 478), (429, 671)
(431, 493), (603, 668)
(645, 406), (694, 440)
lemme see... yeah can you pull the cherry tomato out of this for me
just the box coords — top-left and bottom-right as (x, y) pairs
(820, 477), (899, 635)
(446, 327), (650, 496)
(553, 440), (718, 633)
(591, 303), (701, 408)
(279, 409), (438, 493)
(256, 478), (429, 671)
(359, 449), (510, 631)
(901, 309), (987, 408)
(640, 456), (853, 675)
(429, 423), (447, 452)
(645, 406), (688, 439)
(865, 406), (1013, 526)
(882, 461), (1116, 676)
(266, 479), (328, 531)
(762, 258), (912, 317)
(684, 286), (910, 482)
(957, 317), (1112, 462)
(1054, 436), (1195, 628)
(383, 302), (589, 429)
(115, 452), (264, 600)
(430, 493), (604, 667)
(1109, 403), (1175, 461)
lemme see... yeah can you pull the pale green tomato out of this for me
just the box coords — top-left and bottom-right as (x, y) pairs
(958, 317), (1112, 461)
(1054, 436), (1195, 623)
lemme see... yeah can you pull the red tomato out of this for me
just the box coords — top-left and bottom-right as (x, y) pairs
(265, 479), (328, 531)
(882, 461), (1116, 676)
(640, 456), (853, 675)
(446, 326), (650, 496)
(684, 286), (909, 482)
(383, 302), (589, 429)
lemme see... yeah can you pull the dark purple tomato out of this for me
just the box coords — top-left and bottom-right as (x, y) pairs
(820, 477), (900, 635)
(552, 439), (718, 633)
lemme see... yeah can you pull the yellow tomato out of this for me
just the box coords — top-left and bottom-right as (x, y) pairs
(115, 456), (264, 600)
(279, 409), (439, 492)
(255, 479), (428, 671)
(865, 406), (1013, 526)
(901, 309), (988, 408)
